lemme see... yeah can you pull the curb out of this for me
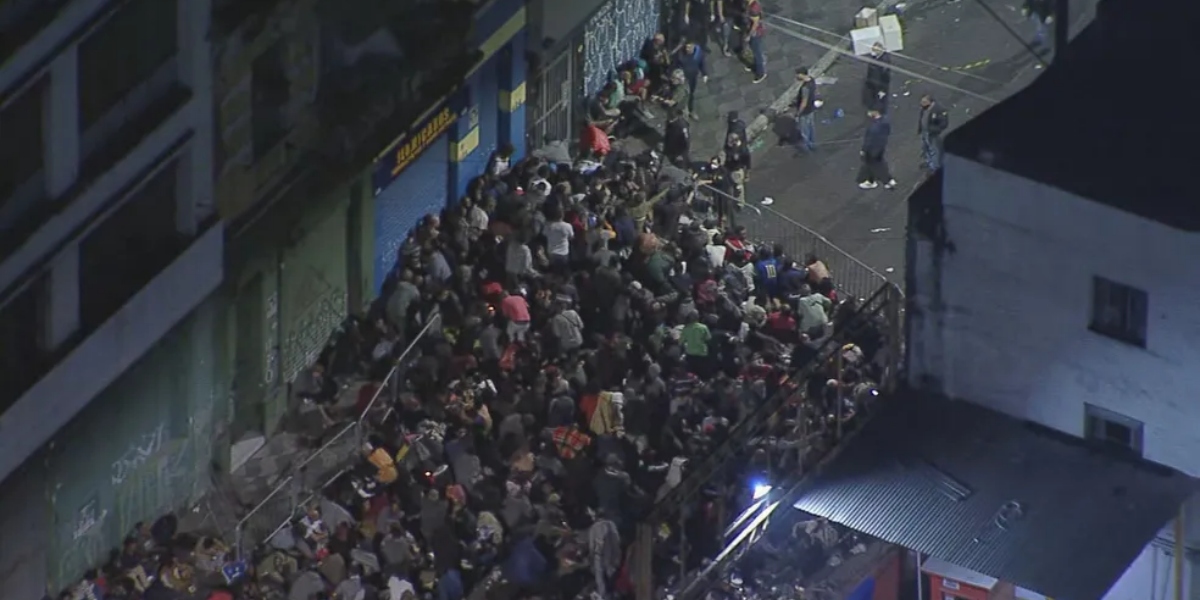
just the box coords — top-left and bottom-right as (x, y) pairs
(745, 0), (903, 143)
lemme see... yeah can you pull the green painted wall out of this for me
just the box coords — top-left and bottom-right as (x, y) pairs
(45, 298), (226, 590)
(227, 172), (374, 435)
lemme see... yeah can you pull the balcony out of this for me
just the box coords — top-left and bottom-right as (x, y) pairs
(0, 222), (224, 484)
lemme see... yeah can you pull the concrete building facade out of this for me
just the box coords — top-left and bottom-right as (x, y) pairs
(0, 0), (223, 594)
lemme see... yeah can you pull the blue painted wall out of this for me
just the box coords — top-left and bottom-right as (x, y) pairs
(373, 135), (450, 294)
(476, 56), (500, 171)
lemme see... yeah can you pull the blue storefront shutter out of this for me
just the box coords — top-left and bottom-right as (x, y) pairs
(372, 135), (450, 295)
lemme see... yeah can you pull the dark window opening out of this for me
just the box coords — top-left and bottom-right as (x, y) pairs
(79, 161), (183, 329)
(1090, 276), (1148, 347)
(251, 41), (291, 159)
(0, 277), (47, 413)
(78, 0), (179, 129)
(0, 77), (47, 203)
(1085, 403), (1143, 456)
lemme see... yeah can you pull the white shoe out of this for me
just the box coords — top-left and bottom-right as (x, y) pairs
(884, 179), (897, 189)
(858, 181), (878, 189)
(761, 197), (775, 206)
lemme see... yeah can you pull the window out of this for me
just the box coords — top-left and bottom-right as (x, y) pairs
(79, 161), (183, 329)
(251, 41), (291, 159)
(0, 0), (70, 62)
(78, 0), (178, 129)
(0, 77), (47, 202)
(0, 277), (48, 413)
(1090, 276), (1148, 347)
(1085, 403), (1144, 456)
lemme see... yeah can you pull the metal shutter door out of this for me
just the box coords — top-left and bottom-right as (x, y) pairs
(373, 135), (450, 295)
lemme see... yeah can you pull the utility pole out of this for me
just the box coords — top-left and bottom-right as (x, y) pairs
(1054, 0), (1069, 59)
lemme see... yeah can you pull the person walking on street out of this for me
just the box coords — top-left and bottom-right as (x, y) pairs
(664, 107), (692, 166)
(793, 67), (817, 152)
(862, 42), (891, 113)
(681, 0), (712, 49)
(676, 41), (708, 119)
(917, 94), (950, 171)
(715, 0), (741, 56)
(1023, 0), (1054, 51)
(745, 0), (767, 83)
(858, 109), (896, 190)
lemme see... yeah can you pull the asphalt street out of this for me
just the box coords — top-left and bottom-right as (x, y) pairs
(739, 0), (1099, 287)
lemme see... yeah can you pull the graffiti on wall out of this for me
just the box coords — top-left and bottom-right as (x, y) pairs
(53, 401), (216, 589)
(582, 0), (660, 96)
(110, 423), (168, 485)
(281, 266), (346, 383)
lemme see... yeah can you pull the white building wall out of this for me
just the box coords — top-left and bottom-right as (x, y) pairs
(906, 153), (1200, 478)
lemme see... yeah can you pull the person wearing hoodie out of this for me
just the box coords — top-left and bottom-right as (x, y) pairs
(857, 109), (896, 190)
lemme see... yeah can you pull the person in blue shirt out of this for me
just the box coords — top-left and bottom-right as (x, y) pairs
(754, 247), (781, 301)
(675, 40), (708, 118)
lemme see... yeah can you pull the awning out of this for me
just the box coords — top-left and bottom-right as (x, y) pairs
(789, 393), (1200, 600)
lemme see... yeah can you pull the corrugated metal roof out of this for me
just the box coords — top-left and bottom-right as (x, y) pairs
(790, 393), (1200, 600)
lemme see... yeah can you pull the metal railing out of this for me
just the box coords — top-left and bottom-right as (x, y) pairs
(632, 281), (905, 600)
(702, 183), (894, 302)
(232, 312), (442, 558)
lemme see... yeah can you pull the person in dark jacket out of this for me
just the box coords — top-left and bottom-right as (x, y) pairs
(917, 94), (950, 171)
(725, 110), (747, 144)
(664, 107), (692, 165)
(862, 42), (891, 113)
(858, 109), (895, 190)
(675, 41), (708, 117)
(1023, 0), (1054, 48)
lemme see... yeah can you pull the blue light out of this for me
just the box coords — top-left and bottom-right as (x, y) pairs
(752, 482), (772, 500)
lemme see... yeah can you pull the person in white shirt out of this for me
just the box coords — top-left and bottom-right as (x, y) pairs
(706, 233), (727, 269)
(545, 217), (574, 271)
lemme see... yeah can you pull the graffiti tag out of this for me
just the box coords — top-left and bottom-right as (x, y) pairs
(110, 423), (167, 485)
(73, 498), (108, 541)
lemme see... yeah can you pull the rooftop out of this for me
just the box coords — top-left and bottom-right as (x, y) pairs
(944, 0), (1200, 232)
(790, 392), (1200, 600)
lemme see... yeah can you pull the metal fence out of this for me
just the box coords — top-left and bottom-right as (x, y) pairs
(633, 281), (905, 600)
(702, 183), (894, 302)
(232, 312), (441, 558)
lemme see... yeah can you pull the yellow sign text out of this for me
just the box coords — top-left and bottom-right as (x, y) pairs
(390, 107), (456, 177)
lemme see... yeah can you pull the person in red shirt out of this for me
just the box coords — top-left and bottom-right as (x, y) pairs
(499, 290), (531, 342)
(745, 0), (767, 83)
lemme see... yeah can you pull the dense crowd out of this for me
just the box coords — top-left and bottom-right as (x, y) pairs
(60, 19), (898, 598)
(59, 136), (890, 600)
(247, 124), (889, 600)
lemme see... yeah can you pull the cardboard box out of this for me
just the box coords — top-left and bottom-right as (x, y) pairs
(850, 26), (885, 56)
(879, 14), (904, 52)
(855, 7), (879, 28)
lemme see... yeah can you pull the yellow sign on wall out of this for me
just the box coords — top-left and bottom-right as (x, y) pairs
(389, 107), (456, 178)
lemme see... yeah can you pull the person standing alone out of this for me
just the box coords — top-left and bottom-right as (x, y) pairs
(858, 109), (896, 190)
(676, 41), (708, 119)
(744, 0), (767, 83)
(1023, 0), (1054, 51)
(862, 42), (891, 113)
(793, 67), (817, 152)
(917, 94), (949, 171)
